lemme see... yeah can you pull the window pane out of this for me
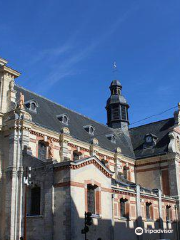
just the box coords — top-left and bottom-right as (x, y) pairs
(166, 206), (170, 221)
(146, 203), (150, 219)
(38, 142), (46, 160)
(31, 187), (41, 215)
(120, 200), (125, 217)
(87, 185), (95, 214)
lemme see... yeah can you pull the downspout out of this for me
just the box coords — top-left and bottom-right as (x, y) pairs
(111, 193), (115, 240)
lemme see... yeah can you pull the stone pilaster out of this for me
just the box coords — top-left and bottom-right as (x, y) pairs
(3, 108), (32, 240)
(158, 190), (163, 236)
(168, 157), (180, 197)
(136, 184), (143, 240)
(60, 127), (70, 161)
(44, 164), (54, 240)
(90, 138), (99, 157)
(114, 147), (122, 179)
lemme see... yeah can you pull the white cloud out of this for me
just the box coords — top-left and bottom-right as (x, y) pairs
(32, 3), (140, 93)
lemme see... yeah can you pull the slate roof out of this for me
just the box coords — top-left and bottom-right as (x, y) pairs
(130, 118), (175, 159)
(15, 85), (135, 159)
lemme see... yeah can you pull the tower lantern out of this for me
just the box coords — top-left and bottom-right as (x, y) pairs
(106, 79), (129, 130)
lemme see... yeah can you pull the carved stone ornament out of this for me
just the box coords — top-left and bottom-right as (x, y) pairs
(116, 147), (121, 153)
(168, 132), (176, 153)
(19, 92), (25, 109)
(61, 127), (70, 134)
(174, 103), (180, 125)
(9, 80), (15, 91)
(91, 138), (99, 145)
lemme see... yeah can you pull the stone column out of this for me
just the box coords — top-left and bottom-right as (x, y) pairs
(158, 190), (164, 238)
(136, 184), (143, 240)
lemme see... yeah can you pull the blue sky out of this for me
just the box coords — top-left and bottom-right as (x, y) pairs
(1, 0), (180, 127)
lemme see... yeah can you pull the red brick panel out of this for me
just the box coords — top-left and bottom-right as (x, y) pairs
(95, 190), (101, 215)
(150, 204), (154, 220)
(162, 169), (170, 196)
(114, 203), (118, 217)
(130, 205), (136, 219)
(125, 201), (130, 219)
(85, 188), (88, 212)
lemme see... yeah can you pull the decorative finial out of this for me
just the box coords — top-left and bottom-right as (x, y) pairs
(9, 80), (15, 91)
(113, 61), (117, 72)
(113, 61), (119, 79)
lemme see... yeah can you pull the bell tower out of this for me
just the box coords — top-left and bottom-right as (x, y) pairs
(106, 80), (129, 130)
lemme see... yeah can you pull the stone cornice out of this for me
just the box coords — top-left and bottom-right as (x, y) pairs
(0, 65), (20, 78)
(54, 156), (113, 178)
(135, 153), (177, 166)
(29, 122), (135, 163)
(135, 159), (168, 168)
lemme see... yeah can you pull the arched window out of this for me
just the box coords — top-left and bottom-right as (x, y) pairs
(106, 134), (116, 144)
(30, 186), (41, 215)
(123, 166), (130, 181)
(86, 184), (101, 215)
(101, 159), (108, 167)
(57, 114), (69, 125)
(25, 100), (38, 113)
(73, 150), (82, 160)
(31, 102), (36, 111)
(87, 185), (96, 214)
(146, 202), (153, 220)
(83, 125), (95, 135)
(120, 198), (129, 219)
(166, 205), (171, 221)
(38, 141), (47, 160)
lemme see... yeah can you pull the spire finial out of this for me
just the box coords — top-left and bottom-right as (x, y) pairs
(113, 61), (117, 72)
(113, 61), (119, 79)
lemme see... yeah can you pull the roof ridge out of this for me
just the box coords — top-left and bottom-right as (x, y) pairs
(130, 117), (174, 130)
(15, 84), (111, 130)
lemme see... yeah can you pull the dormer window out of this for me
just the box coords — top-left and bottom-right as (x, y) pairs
(106, 134), (116, 143)
(83, 125), (95, 135)
(144, 134), (158, 149)
(25, 100), (38, 113)
(57, 114), (69, 125)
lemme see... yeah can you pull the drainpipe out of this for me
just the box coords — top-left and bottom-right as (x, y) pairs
(175, 202), (179, 240)
(111, 193), (115, 240)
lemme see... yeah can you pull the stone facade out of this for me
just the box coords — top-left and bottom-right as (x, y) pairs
(0, 57), (179, 240)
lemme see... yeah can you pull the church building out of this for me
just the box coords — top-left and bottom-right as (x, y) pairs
(0, 57), (179, 240)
